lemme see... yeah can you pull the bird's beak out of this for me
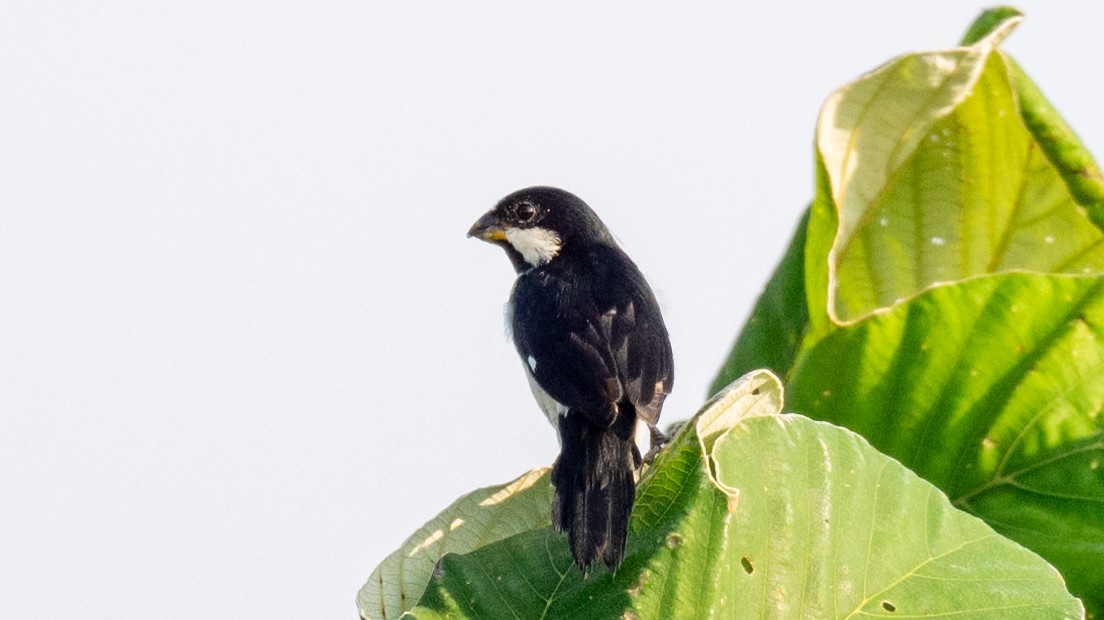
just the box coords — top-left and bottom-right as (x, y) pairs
(467, 212), (508, 242)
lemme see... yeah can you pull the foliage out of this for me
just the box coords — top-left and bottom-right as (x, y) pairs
(362, 8), (1097, 619)
(361, 372), (1080, 619)
(714, 7), (1103, 616)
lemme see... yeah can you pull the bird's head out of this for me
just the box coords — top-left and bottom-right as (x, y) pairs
(468, 186), (613, 273)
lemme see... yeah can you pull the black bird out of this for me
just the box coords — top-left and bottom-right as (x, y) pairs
(468, 186), (674, 572)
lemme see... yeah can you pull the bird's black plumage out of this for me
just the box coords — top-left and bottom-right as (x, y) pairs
(469, 186), (674, 572)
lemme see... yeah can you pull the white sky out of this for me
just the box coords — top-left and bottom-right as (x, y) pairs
(3, 3), (1102, 618)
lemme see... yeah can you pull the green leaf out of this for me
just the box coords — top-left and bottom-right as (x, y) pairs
(357, 467), (553, 620)
(962, 8), (1104, 224)
(787, 273), (1104, 614)
(806, 155), (842, 340)
(703, 6), (1104, 617)
(1008, 57), (1104, 230)
(960, 6), (1024, 47)
(403, 371), (1082, 619)
(817, 10), (1104, 323)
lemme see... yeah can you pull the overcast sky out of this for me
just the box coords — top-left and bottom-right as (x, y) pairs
(3, 3), (1102, 618)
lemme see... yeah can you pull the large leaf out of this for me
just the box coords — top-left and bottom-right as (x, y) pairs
(786, 273), (1104, 614)
(357, 467), (553, 620)
(817, 10), (1104, 323)
(709, 8), (1104, 616)
(402, 371), (1081, 619)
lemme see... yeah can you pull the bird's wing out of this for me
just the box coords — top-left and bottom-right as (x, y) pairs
(611, 290), (673, 428)
(511, 263), (673, 429)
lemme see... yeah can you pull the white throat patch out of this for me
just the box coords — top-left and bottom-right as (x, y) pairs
(505, 227), (561, 267)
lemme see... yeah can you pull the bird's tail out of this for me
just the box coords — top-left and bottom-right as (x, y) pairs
(552, 405), (641, 572)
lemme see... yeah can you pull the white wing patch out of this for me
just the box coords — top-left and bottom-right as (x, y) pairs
(505, 227), (562, 267)
(527, 355), (537, 372)
(634, 418), (652, 461)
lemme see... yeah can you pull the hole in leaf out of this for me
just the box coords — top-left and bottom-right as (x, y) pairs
(751, 388), (761, 395)
(740, 556), (754, 574)
(881, 601), (896, 612)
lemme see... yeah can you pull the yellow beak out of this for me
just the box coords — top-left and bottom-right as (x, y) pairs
(467, 212), (507, 242)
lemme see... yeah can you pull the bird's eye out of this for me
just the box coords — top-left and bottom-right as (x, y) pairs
(516, 202), (537, 223)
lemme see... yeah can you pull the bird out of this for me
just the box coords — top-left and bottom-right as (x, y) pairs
(468, 186), (674, 573)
